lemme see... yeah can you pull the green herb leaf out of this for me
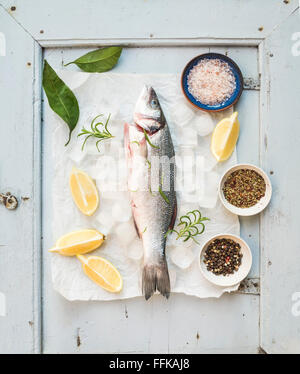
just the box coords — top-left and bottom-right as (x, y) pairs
(131, 141), (140, 146)
(165, 209), (209, 244)
(42, 60), (79, 146)
(143, 129), (159, 149)
(149, 186), (156, 196)
(159, 186), (170, 204)
(65, 47), (122, 73)
(78, 113), (114, 152)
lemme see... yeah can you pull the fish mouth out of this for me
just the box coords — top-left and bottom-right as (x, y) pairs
(133, 113), (162, 134)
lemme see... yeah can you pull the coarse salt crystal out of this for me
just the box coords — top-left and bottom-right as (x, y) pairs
(187, 58), (236, 106)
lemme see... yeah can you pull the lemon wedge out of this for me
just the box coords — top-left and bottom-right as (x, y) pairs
(49, 229), (105, 256)
(77, 255), (123, 293)
(211, 111), (240, 162)
(70, 167), (99, 216)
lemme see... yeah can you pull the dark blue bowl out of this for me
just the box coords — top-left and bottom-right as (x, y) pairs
(181, 52), (243, 112)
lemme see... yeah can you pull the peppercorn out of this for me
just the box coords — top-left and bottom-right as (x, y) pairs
(203, 238), (243, 276)
(223, 169), (266, 208)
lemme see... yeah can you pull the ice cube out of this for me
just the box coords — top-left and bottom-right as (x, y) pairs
(95, 155), (116, 180)
(68, 142), (87, 164)
(178, 204), (194, 218)
(126, 237), (143, 260)
(170, 246), (195, 269)
(94, 208), (115, 235)
(180, 190), (199, 203)
(182, 167), (197, 194)
(115, 220), (138, 246)
(171, 99), (196, 128)
(198, 171), (220, 209)
(176, 128), (198, 146)
(81, 139), (104, 156)
(94, 154), (119, 192)
(195, 148), (218, 172)
(110, 123), (124, 142)
(180, 237), (194, 250)
(192, 112), (215, 136)
(111, 199), (132, 222)
(167, 232), (179, 248)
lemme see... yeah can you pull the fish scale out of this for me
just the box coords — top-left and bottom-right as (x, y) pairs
(124, 85), (177, 300)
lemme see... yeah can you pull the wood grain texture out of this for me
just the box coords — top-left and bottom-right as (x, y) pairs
(0, 7), (42, 353)
(42, 292), (259, 354)
(260, 9), (300, 354)
(1, 0), (298, 354)
(42, 46), (260, 353)
(0, 0), (298, 44)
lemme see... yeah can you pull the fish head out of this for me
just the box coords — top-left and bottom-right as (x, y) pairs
(134, 85), (166, 133)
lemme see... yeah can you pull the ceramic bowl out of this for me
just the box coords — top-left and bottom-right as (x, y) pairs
(199, 233), (252, 287)
(219, 163), (272, 216)
(181, 52), (243, 112)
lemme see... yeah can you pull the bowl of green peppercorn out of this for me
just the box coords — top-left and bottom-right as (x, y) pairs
(218, 163), (272, 216)
(199, 234), (252, 287)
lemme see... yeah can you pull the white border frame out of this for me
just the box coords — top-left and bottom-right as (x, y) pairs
(1, 0), (299, 353)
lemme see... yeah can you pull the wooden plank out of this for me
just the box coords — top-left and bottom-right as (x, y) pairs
(42, 292), (259, 354)
(260, 9), (300, 353)
(210, 47), (260, 278)
(42, 45), (260, 353)
(0, 0), (297, 44)
(0, 7), (41, 353)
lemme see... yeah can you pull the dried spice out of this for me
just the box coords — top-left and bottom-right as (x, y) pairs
(223, 169), (266, 208)
(204, 238), (243, 276)
(187, 58), (236, 105)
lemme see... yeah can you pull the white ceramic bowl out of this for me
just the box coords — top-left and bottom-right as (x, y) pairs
(219, 163), (272, 216)
(199, 233), (252, 287)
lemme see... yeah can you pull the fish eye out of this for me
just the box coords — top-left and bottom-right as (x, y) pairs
(150, 99), (158, 108)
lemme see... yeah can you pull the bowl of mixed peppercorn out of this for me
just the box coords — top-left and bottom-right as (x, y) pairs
(199, 234), (252, 287)
(219, 164), (272, 216)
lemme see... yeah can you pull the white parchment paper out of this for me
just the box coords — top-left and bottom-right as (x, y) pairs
(50, 71), (240, 301)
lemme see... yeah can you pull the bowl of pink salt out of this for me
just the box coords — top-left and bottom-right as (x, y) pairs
(181, 53), (243, 112)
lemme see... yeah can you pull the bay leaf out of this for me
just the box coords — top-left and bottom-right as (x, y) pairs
(65, 46), (122, 73)
(42, 60), (79, 145)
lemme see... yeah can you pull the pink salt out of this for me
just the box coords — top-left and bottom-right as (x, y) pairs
(187, 58), (236, 106)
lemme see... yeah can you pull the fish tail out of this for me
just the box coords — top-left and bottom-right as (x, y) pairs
(142, 260), (170, 300)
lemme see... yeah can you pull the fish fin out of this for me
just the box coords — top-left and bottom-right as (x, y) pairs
(142, 261), (170, 300)
(169, 199), (177, 230)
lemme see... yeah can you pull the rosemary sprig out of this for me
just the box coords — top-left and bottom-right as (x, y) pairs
(166, 210), (209, 244)
(149, 186), (156, 196)
(131, 140), (140, 146)
(143, 129), (159, 149)
(159, 186), (170, 204)
(78, 113), (114, 151)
